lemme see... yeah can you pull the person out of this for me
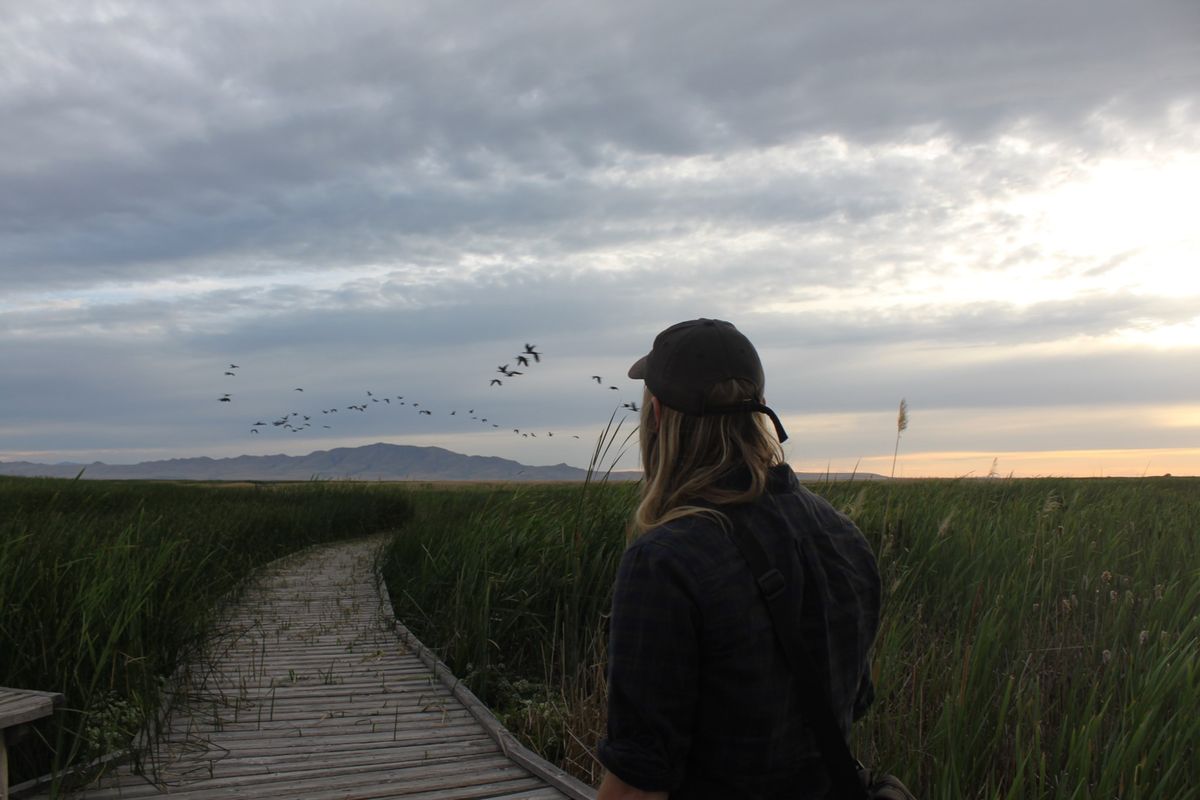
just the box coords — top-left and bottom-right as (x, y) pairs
(596, 318), (882, 799)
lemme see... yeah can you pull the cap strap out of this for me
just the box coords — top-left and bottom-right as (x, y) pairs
(701, 401), (789, 443)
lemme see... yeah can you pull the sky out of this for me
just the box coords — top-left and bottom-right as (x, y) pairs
(3, 0), (1199, 478)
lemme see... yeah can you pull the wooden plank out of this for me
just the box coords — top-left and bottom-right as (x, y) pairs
(0, 688), (63, 729)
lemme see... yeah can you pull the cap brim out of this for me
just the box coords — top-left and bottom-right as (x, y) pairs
(627, 355), (649, 379)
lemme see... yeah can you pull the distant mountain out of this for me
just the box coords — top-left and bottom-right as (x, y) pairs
(0, 443), (620, 482)
(0, 442), (883, 483)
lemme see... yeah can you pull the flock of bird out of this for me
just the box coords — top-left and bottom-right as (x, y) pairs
(218, 345), (639, 440)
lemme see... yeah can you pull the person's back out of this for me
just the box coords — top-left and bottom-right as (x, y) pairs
(595, 319), (881, 799)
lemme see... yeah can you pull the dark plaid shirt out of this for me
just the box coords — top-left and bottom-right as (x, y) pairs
(597, 465), (881, 799)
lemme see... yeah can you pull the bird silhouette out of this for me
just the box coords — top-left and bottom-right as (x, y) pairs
(250, 428), (258, 433)
(610, 386), (619, 390)
(229, 364), (240, 369)
(491, 379), (502, 386)
(224, 371), (236, 376)
(294, 387), (304, 392)
(516, 355), (530, 367)
(592, 375), (602, 383)
(523, 344), (541, 362)
(219, 395), (231, 402)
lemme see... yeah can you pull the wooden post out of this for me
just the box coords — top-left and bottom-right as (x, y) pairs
(1, 730), (10, 800)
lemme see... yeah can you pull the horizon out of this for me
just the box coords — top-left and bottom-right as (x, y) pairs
(3, 440), (1196, 480)
(4, 2), (1198, 479)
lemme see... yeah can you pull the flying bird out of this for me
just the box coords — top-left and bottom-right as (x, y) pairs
(229, 364), (240, 369)
(610, 386), (619, 390)
(491, 379), (502, 386)
(592, 375), (602, 383)
(294, 387), (304, 392)
(516, 355), (529, 367)
(523, 344), (541, 362)
(250, 428), (259, 434)
(224, 371), (236, 376)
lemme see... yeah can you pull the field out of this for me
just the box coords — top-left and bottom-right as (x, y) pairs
(380, 474), (1200, 799)
(3, 471), (1197, 798)
(0, 476), (412, 792)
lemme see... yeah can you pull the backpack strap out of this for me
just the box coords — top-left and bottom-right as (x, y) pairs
(725, 512), (869, 800)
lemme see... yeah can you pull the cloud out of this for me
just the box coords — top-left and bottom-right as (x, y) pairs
(3, 1), (1198, 472)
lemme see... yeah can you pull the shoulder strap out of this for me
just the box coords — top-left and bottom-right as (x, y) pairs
(725, 513), (869, 800)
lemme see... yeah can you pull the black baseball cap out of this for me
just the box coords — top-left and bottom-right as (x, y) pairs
(628, 318), (788, 442)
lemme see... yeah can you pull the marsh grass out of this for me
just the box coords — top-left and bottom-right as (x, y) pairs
(0, 476), (411, 792)
(383, 473), (1199, 797)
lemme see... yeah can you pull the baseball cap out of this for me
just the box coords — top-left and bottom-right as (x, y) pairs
(628, 318), (788, 442)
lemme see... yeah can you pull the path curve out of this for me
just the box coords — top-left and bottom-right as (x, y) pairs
(50, 536), (593, 800)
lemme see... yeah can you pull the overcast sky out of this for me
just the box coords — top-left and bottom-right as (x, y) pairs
(3, 0), (1198, 477)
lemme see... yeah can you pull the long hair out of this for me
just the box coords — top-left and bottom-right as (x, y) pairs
(631, 377), (785, 537)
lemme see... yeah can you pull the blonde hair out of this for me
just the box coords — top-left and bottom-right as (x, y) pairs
(631, 378), (785, 537)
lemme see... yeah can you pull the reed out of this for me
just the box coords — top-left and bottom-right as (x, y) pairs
(383, 473), (1200, 797)
(0, 476), (412, 792)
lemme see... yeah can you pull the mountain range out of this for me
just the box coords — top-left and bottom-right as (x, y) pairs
(0, 442), (882, 483)
(0, 443), (616, 482)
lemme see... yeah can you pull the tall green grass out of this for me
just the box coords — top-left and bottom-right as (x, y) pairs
(381, 478), (636, 778)
(382, 475), (1200, 797)
(0, 476), (412, 792)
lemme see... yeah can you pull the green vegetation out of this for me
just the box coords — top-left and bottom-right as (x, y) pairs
(4, 466), (1195, 799)
(0, 476), (412, 792)
(381, 478), (635, 779)
(382, 475), (1200, 798)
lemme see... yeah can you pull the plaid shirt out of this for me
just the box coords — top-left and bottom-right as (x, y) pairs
(597, 465), (881, 799)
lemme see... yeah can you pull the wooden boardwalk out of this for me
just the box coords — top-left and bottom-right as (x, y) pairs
(46, 537), (594, 800)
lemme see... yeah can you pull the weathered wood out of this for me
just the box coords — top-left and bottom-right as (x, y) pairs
(30, 537), (587, 799)
(0, 689), (63, 731)
(2, 688), (63, 800)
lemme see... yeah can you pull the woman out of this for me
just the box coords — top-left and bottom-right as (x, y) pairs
(596, 319), (882, 799)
